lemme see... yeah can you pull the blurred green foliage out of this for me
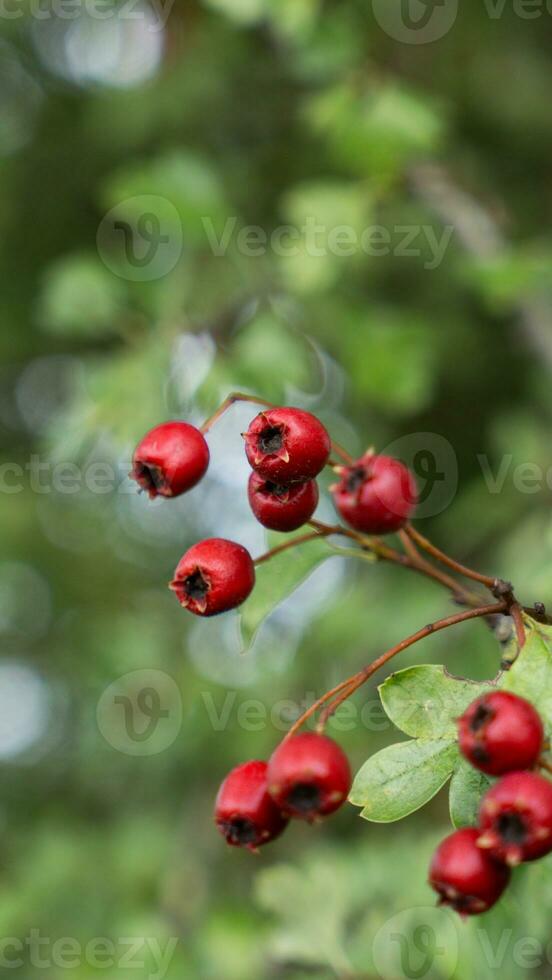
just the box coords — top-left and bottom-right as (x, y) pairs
(2, 1), (552, 977)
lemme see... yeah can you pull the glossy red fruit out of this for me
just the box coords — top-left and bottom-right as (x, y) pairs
(170, 538), (255, 616)
(458, 691), (543, 776)
(244, 408), (331, 483)
(131, 421), (209, 499)
(332, 453), (417, 534)
(215, 760), (288, 849)
(248, 472), (319, 532)
(267, 732), (351, 821)
(429, 828), (510, 916)
(478, 771), (552, 866)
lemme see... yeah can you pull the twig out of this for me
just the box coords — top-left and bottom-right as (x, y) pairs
(293, 602), (507, 734)
(312, 521), (479, 607)
(405, 523), (496, 589)
(255, 529), (328, 565)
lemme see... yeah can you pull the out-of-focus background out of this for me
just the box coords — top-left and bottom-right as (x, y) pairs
(2, 2), (552, 977)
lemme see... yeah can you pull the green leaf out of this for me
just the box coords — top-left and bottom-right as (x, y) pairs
(349, 739), (458, 823)
(502, 620), (552, 732)
(449, 757), (492, 829)
(379, 664), (495, 740)
(238, 533), (333, 652)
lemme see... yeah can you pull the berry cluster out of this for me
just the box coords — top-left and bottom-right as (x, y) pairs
(131, 403), (418, 618)
(429, 691), (548, 915)
(130, 394), (551, 919)
(214, 732), (352, 848)
(130, 401), (419, 848)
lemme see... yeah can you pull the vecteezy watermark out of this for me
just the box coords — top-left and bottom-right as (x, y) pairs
(372, 906), (459, 979)
(0, 0), (174, 30)
(202, 217), (455, 271)
(0, 931), (178, 979)
(371, 0), (459, 44)
(0, 456), (133, 495)
(200, 691), (392, 734)
(97, 670), (183, 756)
(371, 0), (552, 44)
(6, 446), (552, 504)
(97, 196), (183, 282)
(381, 432), (459, 520)
(483, 0), (552, 17)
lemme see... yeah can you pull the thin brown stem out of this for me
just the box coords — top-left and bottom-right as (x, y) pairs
(398, 528), (422, 562)
(312, 521), (479, 606)
(305, 602), (507, 732)
(254, 529), (328, 565)
(285, 676), (363, 741)
(200, 391), (353, 463)
(405, 523), (497, 589)
(317, 602), (507, 729)
(200, 392), (273, 433)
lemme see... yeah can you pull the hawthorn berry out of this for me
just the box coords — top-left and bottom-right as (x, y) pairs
(215, 760), (288, 849)
(170, 538), (255, 616)
(458, 691), (543, 776)
(267, 732), (352, 821)
(248, 472), (319, 532)
(332, 453), (417, 535)
(131, 421), (209, 499)
(429, 828), (511, 916)
(244, 408), (331, 483)
(478, 770), (552, 866)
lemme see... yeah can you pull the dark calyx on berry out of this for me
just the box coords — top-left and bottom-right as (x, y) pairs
(183, 569), (209, 602)
(133, 462), (166, 495)
(496, 812), (527, 845)
(263, 481), (289, 497)
(258, 426), (284, 454)
(346, 465), (367, 493)
(220, 818), (258, 847)
(285, 783), (321, 816)
(470, 703), (493, 732)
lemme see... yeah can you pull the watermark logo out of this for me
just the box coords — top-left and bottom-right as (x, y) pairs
(372, 907), (458, 979)
(97, 669), (182, 756)
(372, 0), (458, 44)
(97, 196), (182, 282)
(381, 432), (458, 519)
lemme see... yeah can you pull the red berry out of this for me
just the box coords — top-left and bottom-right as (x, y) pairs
(248, 472), (319, 532)
(170, 538), (255, 616)
(131, 422), (209, 499)
(478, 771), (552, 866)
(458, 691), (543, 776)
(215, 760), (288, 849)
(332, 453), (417, 534)
(244, 408), (331, 483)
(429, 828), (510, 916)
(267, 732), (351, 821)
